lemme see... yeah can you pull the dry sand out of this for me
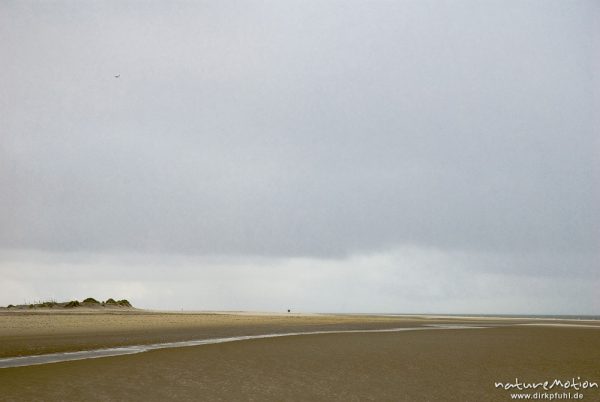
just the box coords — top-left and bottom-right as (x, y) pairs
(0, 311), (599, 401)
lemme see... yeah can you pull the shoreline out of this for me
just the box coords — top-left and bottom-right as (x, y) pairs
(3, 308), (599, 321)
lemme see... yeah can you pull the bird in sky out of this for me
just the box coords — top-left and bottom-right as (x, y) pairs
(114, 74), (120, 78)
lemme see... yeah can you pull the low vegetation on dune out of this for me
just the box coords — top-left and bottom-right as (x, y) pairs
(4, 298), (134, 310)
(64, 300), (80, 308)
(82, 297), (100, 304)
(103, 298), (131, 307)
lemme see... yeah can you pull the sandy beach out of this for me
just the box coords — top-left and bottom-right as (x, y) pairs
(1, 311), (599, 401)
(0, 310), (468, 358)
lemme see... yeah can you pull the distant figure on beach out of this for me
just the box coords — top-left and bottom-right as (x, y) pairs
(287, 309), (291, 313)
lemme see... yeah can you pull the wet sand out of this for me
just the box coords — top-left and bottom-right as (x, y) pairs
(0, 310), (521, 358)
(1, 312), (599, 401)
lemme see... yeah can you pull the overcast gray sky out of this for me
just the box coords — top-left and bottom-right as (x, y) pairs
(1, 0), (598, 314)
